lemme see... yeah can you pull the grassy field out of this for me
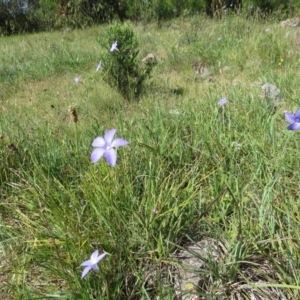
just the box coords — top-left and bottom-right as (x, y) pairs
(1, 12), (300, 299)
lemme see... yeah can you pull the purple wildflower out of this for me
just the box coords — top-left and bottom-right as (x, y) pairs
(91, 129), (129, 167)
(218, 97), (228, 107)
(110, 41), (118, 52)
(285, 109), (300, 130)
(80, 250), (107, 279)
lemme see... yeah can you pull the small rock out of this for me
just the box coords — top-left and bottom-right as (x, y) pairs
(174, 238), (226, 300)
(193, 62), (211, 79)
(281, 18), (299, 27)
(193, 62), (213, 82)
(259, 83), (284, 108)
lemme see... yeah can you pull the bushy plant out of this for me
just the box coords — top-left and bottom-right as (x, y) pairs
(98, 22), (154, 100)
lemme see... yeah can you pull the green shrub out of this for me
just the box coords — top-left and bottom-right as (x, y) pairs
(98, 22), (154, 101)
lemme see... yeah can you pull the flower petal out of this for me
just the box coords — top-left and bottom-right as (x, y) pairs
(288, 122), (300, 130)
(81, 266), (92, 279)
(96, 61), (102, 72)
(91, 148), (106, 163)
(80, 259), (93, 267)
(91, 264), (100, 272)
(95, 252), (107, 264)
(104, 129), (116, 145)
(285, 112), (297, 124)
(90, 250), (99, 262)
(92, 137), (106, 148)
(295, 109), (300, 119)
(104, 148), (117, 167)
(111, 138), (129, 148)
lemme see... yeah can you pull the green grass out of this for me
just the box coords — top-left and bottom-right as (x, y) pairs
(1, 12), (300, 299)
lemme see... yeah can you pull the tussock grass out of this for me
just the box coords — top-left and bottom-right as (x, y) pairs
(1, 13), (300, 299)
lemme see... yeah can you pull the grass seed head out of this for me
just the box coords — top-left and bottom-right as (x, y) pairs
(69, 106), (78, 123)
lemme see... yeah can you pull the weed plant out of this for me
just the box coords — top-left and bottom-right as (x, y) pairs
(1, 12), (300, 299)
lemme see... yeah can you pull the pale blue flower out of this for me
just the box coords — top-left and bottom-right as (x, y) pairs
(285, 109), (300, 130)
(218, 97), (228, 107)
(91, 129), (129, 167)
(96, 61), (102, 72)
(74, 76), (81, 83)
(80, 250), (107, 279)
(110, 41), (118, 52)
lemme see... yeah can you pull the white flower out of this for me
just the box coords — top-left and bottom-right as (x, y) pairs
(110, 41), (118, 52)
(74, 76), (81, 83)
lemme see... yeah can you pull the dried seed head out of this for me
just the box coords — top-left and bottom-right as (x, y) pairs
(69, 107), (78, 123)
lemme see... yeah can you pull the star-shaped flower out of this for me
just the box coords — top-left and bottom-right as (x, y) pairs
(110, 41), (118, 52)
(218, 97), (228, 107)
(80, 250), (107, 279)
(91, 129), (129, 167)
(96, 61), (102, 72)
(285, 109), (300, 130)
